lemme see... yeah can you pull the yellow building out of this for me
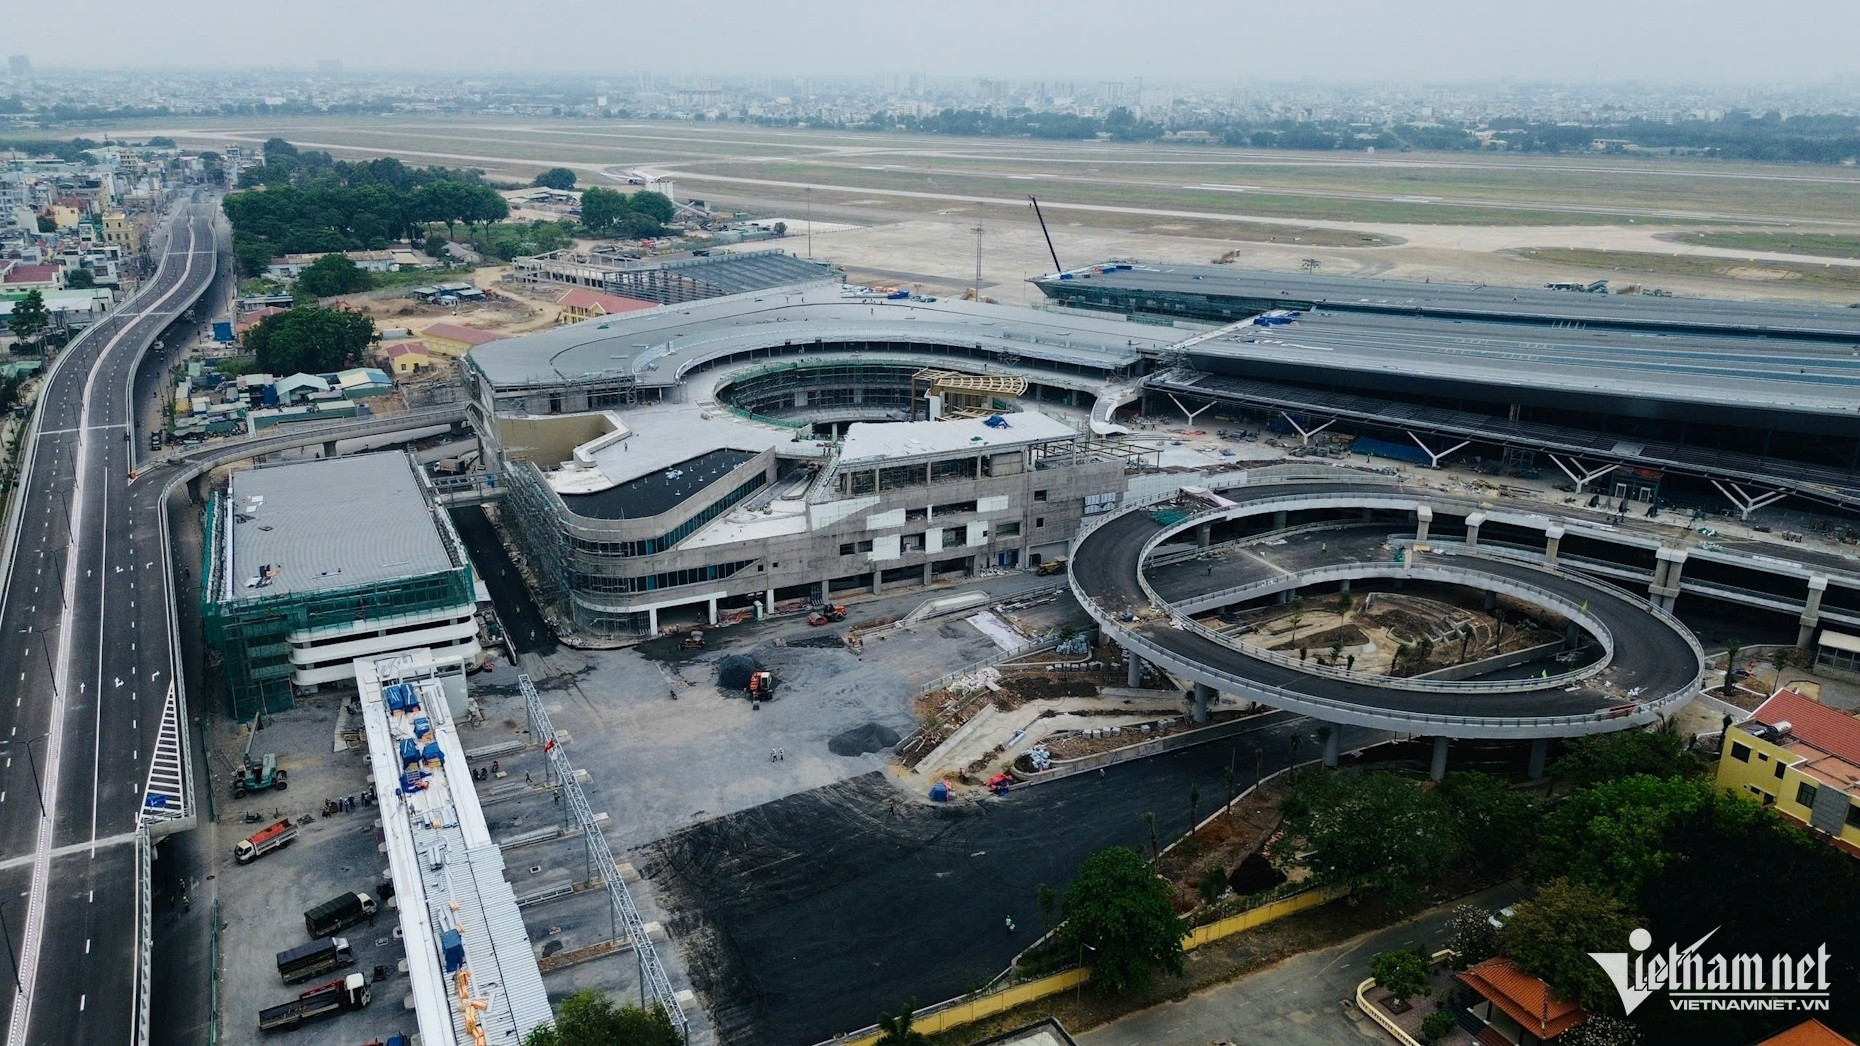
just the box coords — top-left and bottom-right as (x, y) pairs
(383, 342), (433, 377)
(102, 213), (140, 252)
(420, 322), (509, 358)
(1717, 689), (1860, 854)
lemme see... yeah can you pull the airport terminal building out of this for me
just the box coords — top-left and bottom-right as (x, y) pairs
(463, 281), (1158, 636)
(202, 452), (482, 716)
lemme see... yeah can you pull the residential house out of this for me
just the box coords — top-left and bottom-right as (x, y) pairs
(266, 250), (399, 282)
(235, 306), (288, 337)
(101, 212), (140, 252)
(555, 288), (656, 325)
(1, 262), (62, 291)
(1457, 957), (1587, 1045)
(420, 322), (509, 358)
(335, 367), (394, 399)
(383, 342), (432, 377)
(1717, 689), (1860, 854)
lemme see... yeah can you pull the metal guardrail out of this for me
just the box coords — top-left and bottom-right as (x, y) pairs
(134, 825), (153, 1046)
(1147, 559), (1616, 695)
(1132, 511), (1618, 695)
(521, 673), (686, 1032)
(1072, 490), (1703, 736)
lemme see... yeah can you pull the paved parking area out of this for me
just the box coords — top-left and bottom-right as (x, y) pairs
(208, 697), (412, 1046)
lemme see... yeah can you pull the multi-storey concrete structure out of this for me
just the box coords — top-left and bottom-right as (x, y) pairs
(465, 281), (1165, 636)
(1718, 688), (1860, 855)
(202, 451), (481, 716)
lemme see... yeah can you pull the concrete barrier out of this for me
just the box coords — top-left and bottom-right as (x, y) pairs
(1414, 640), (1565, 682)
(1010, 710), (1291, 786)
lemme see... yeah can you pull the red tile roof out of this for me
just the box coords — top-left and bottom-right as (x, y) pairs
(1755, 1019), (1857, 1046)
(556, 288), (656, 315)
(422, 322), (509, 346)
(384, 342), (429, 358)
(2, 263), (61, 284)
(1753, 690), (1860, 766)
(1457, 957), (1587, 1040)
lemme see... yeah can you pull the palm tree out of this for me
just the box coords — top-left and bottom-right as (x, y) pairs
(1492, 608), (1508, 650)
(1144, 811), (1159, 858)
(1189, 783), (1201, 829)
(1329, 641), (1345, 665)
(1288, 595), (1307, 644)
(1394, 642), (1411, 675)
(1418, 637), (1435, 668)
(1723, 639), (1743, 696)
(875, 1000), (929, 1046)
(1335, 591), (1354, 620)
(1288, 734), (1303, 778)
(1459, 624), (1474, 663)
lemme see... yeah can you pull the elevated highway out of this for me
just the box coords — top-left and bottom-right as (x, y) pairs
(1070, 478), (1704, 757)
(0, 197), (220, 1046)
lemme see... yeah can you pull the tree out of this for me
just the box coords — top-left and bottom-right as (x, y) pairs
(1436, 771), (1540, 877)
(1535, 774), (1712, 897)
(1370, 948), (1430, 1007)
(1281, 770), (1457, 907)
(8, 289), (49, 351)
(1393, 642), (1410, 673)
(522, 989), (679, 1046)
(35, 215), (55, 233)
(532, 167), (577, 190)
(1492, 607), (1508, 649)
(621, 210), (667, 238)
(1417, 636), (1434, 667)
(423, 234), (447, 258)
(1036, 882), (1056, 932)
(579, 187), (628, 234)
(1459, 623), (1474, 663)
(243, 306), (375, 374)
(1061, 846), (1187, 995)
(627, 190), (676, 224)
(1288, 596), (1306, 644)
(873, 999), (928, 1046)
(64, 268), (95, 290)
(1549, 719), (1697, 789)
(1560, 1014), (1642, 1046)
(1769, 646), (1793, 679)
(772, 221), (788, 236)
(1446, 903), (1496, 968)
(294, 254), (373, 298)
(1335, 591), (1353, 619)
(1420, 1008), (1460, 1043)
(1497, 878), (1640, 1012)
(147, 136), (176, 148)
(1722, 640), (1742, 695)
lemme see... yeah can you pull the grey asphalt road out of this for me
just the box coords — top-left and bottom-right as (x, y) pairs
(1078, 883), (1523, 1046)
(0, 195), (219, 1043)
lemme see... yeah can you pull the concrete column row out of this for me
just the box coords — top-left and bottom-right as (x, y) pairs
(1648, 547), (1687, 611)
(1799, 574), (1829, 648)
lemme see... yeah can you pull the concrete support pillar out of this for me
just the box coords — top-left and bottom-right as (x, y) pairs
(322, 440), (337, 458)
(1650, 548), (1687, 612)
(648, 607), (659, 634)
(1464, 511), (1485, 549)
(1799, 574), (1829, 648)
(1544, 525), (1564, 570)
(872, 572), (884, 595)
(966, 555), (977, 578)
(1191, 682), (1214, 724)
(1430, 736), (1450, 782)
(707, 597), (718, 626)
(1272, 510), (1288, 531)
(817, 581), (828, 604)
(1528, 738), (1549, 781)
(1484, 590), (1498, 611)
(765, 590), (776, 615)
(1415, 505), (1433, 544)
(1196, 522), (1212, 549)
(1564, 620), (1582, 651)
(1125, 647), (1145, 688)
(923, 562), (934, 585)
(1361, 507), (1373, 522)
(1277, 590), (1291, 605)
(1323, 728), (1340, 768)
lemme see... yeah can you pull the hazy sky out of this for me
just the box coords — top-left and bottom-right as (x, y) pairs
(16, 0), (1860, 85)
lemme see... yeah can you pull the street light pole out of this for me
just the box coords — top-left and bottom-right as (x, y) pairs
(0, 736), (48, 819)
(0, 902), (20, 995)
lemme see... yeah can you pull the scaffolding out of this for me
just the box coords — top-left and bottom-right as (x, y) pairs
(201, 487), (478, 720)
(910, 368), (1027, 420)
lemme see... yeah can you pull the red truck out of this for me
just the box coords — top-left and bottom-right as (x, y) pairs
(235, 820), (297, 865)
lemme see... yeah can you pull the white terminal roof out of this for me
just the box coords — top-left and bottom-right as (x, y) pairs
(465, 281), (1159, 391)
(227, 452), (453, 601)
(838, 411), (1081, 466)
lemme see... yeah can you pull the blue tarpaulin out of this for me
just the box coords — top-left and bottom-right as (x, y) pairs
(399, 739), (421, 765)
(422, 741), (443, 763)
(1350, 435), (1433, 466)
(413, 716), (431, 738)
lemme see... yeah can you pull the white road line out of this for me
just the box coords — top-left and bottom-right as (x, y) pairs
(90, 469), (107, 852)
(5, 213), (205, 1046)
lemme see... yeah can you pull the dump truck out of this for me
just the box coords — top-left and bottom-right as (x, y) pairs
(257, 973), (370, 1032)
(231, 752), (287, 799)
(235, 820), (297, 864)
(1036, 558), (1068, 576)
(276, 937), (354, 984)
(305, 891), (377, 938)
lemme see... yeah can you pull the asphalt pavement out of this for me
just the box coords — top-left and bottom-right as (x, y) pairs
(0, 195), (220, 1044)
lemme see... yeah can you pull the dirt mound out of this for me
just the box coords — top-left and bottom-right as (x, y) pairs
(827, 722), (901, 757)
(717, 654), (759, 691)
